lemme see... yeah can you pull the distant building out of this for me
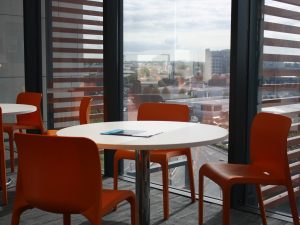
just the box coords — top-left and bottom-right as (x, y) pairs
(192, 61), (204, 77)
(208, 74), (230, 87)
(204, 49), (230, 82)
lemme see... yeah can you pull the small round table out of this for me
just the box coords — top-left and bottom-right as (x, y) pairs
(57, 121), (228, 225)
(0, 103), (37, 203)
(0, 103), (37, 115)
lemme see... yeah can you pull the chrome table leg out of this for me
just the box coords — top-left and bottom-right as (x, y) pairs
(135, 150), (150, 225)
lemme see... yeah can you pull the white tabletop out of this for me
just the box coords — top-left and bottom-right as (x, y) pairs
(57, 121), (228, 150)
(0, 103), (37, 115)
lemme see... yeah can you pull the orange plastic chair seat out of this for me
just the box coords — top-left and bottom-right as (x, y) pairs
(101, 189), (135, 215)
(201, 163), (285, 186)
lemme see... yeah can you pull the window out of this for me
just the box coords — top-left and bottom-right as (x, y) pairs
(255, 0), (300, 219)
(122, 0), (231, 200)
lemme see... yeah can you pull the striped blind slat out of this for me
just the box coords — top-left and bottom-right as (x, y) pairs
(52, 47), (103, 54)
(53, 104), (103, 113)
(275, 0), (300, 7)
(263, 54), (300, 63)
(52, 0), (103, 7)
(52, 77), (103, 82)
(264, 188), (300, 208)
(54, 113), (103, 123)
(52, 17), (103, 26)
(262, 96), (300, 104)
(53, 58), (103, 63)
(264, 22), (300, 35)
(52, 37), (103, 44)
(53, 67), (103, 73)
(48, 0), (104, 128)
(49, 86), (103, 93)
(264, 38), (300, 49)
(264, 5), (300, 21)
(52, 27), (103, 35)
(52, 6), (103, 17)
(260, 1), (300, 209)
(262, 83), (300, 91)
(288, 149), (300, 160)
(263, 69), (300, 77)
(262, 174), (300, 196)
(48, 96), (104, 103)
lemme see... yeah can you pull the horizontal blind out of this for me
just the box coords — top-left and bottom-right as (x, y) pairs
(48, 0), (103, 129)
(260, 0), (300, 210)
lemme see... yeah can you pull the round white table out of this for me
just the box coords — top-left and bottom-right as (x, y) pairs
(0, 103), (37, 204)
(0, 103), (36, 115)
(57, 121), (228, 225)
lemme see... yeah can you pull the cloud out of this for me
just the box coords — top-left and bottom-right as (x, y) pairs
(124, 0), (231, 31)
(123, 0), (232, 60)
(124, 37), (178, 52)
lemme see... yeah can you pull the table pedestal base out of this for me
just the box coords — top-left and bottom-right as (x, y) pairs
(135, 150), (150, 225)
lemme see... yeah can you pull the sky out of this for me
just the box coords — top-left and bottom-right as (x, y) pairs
(123, 0), (231, 62)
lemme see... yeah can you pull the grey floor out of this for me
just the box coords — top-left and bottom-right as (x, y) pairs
(0, 172), (291, 225)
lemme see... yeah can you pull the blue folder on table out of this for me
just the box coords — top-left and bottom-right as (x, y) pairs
(100, 129), (162, 137)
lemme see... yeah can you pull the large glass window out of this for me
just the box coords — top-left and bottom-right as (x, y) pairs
(255, 0), (300, 219)
(122, 0), (231, 200)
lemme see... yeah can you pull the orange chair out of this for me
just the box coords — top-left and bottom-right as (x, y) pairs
(45, 96), (92, 136)
(199, 112), (300, 225)
(0, 107), (8, 205)
(114, 102), (196, 220)
(12, 133), (136, 225)
(3, 92), (44, 173)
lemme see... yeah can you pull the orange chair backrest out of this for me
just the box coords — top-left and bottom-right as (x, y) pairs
(16, 92), (45, 132)
(250, 112), (291, 177)
(14, 133), (102, 213)
(79, 96), (92, 125)
(138, 102), (189, 122)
